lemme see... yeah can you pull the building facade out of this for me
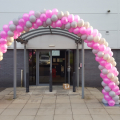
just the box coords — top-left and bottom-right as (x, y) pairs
(0, 0), (120, 87)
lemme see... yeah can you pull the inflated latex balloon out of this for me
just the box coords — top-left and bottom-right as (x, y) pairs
(101, 81), (107, 87)
(108, 100), (115, 106)
(87, 41), (94, 47)
(73, 27), (79, 34)
(107, 73), (114, 79)
(81, 35), (87, 40)
(46, 18), (52, 25)
(77, 19), (84, 27)
(13, 18), (19, 26)
(109, 91), (116, 97)
(92, 49), (99, 54)
(115, 80), (119, 86)
(36, 18), (43, 26)
(95, 56), (102, 62)
(7, 41), (12, 46)
(104, 86), (111, 92)
(74, 15), (80, 22)
(87, 35), (93, 41)
(77, 33), (82, 37)
(105, 63), (112, 69)
(100, 60), (106, 66)
(115, 100), (119, 105)
(104, 94), (112, 101)
(103, 54), (110, 61)
(68, 14), (74, 23)
(3, 25), (9, 32)
(84, 39), (88, 43)
(7, 31), (14, 37)
(0, 38), (7, 44)
(98, 33), (102, 38)
(40, 9), (46, 14)
(51, 15), (58, 22)
(42, 22), (47, 27)
(61, 17), (68, 24)
(60, 24), (65, 29)
(29, 15), (36, 23)
(112, 95), (119, 102)
(116, 90), (120, 95)
(92, 29), (98, 37)
(29, 10), (34, 16)
(102, 98), (108, 104)
(8, 21), (13, 26)
(16, 25), (23, 32)
(68, 27), (73, 33)
(24, 26), (29, 32)
(0, 52), (3, 57)
(93, 43), (99, 49)
(104, 41), (108, 47)
(84, 22), (90, 28)
(32, 23), (38, 29)
(80, 27), (86, 34)
(52, 8), (58, 15)
(0, 31), (7, 38)
(99, 45), (106, 51)
(99, 38), (105, 45)
(26, 21), (32, 28)
(23, 13), (29, 22)
(103, 77), (111, 84)
(56, 20), (62, 27)
(64, 11), (69, 17)
(102, 89), (108, 95)
(46, 10), (52, 18)
(97, 51), (104, 58)
(0, 57), (3, 61)
(98, 65), (105, 70)
(112, 85), (119, 92)
(100, 73), (107, 78)
(86, 27), (93, 35)
(19, 19), (25, 27)
(9, 24), (16, 32)
(34, 11), (41, 18)
(51, 22), (56, 28)
(40, 14), (47, 21)
(71, 21), (77, 28)
(108, 82), (115, 89)
(57, 11), (64, 19)
(93, 36), (100, 43)
(65, 23), (71, 29)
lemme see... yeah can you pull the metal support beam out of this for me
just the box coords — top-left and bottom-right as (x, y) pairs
(73, 72), (76, 92)
(49, 51), (52, 92)
(36, 50), (39, 85)
(76, 43), (79, 87)
(68, 50), (70, 85)
(65, 51), (66, 83)
(24, 44), (26, 87)
(13, 40), (17, 99)
(82, 41), (85, 99)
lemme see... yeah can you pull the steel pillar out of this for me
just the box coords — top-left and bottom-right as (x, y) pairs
(24, 44), (26, 87)
(76, 43), (79, 87)
(68, 50), (70, 85)
(49, 51), (52, 92)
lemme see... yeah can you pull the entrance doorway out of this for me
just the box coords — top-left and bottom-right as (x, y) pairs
(29, 49), (74, 86)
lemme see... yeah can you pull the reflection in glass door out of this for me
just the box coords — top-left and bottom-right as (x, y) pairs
(39, 51), (51, 84)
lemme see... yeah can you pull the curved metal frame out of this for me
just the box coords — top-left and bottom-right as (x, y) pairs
(16, 27), (81, 44)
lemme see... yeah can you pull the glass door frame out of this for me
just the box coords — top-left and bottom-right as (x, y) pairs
(36, 49), (52, 86)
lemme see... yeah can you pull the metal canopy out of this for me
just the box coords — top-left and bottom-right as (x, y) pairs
(16, 27), (82, 44)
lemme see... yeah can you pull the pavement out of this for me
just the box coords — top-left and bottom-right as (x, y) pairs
(0, 86), (120, 120)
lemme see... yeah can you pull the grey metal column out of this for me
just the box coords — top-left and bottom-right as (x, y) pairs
(36, 50), (39, 85)
(68, 50), (70, 85)
(76, 43), (79, 87)
(49, 51), (52, 92)
(65, 51), (66, 83)
(82, 41), (85, 99)
(24, 44), (26, 87)
(13, 40), (17, 99)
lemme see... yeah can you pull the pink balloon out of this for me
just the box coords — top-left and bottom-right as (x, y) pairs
(109, 51), (113, 57)
(95, 56), (102, 62)
(3, 25), (9, 32)
(36, 18), (43, 26)
(14, 34), (18, 39)
(99, 45), (106, 51)
(100, 60), (106, 66)
(108, 100), (115, 106)
(80, 27), (86, 34)
(56, 20), (62, 27)
(116, 90), (120, 95)
(8, 21), (13, 26)
(61, 17), (68, 24)
(19, 19), (25, 27)
(87, 41), (94, 47)
(74, 15), (80, 22)
(1, 49), (7, 53)
(100, 73), (107, 78)
(92, 29), (98, 37)
(103, 77), (111, 84)
(73, 27), (79, 34)
(46, 10), (52, 18)
(0, 38), (7, 44)
(68, 14), (74, 23)
(52, 8), (58, 15)
(98, 33), (102, 38)
(0, 44), (7, 50)
(102, 89), (108, 95)
(68, 28), (73, 33)
(112, 85), (119, 92)
(51, 22), (56, 28)
(93, 43), (99, 49)
(40, 14), (47, 22)
(29, 10), (34, 16)
(105, 63), (112, 69)
(108, 82), (115, 89)
(0, 31), (7, 38)
(32, 23), (38, 29)
(84, 39), (88, 43)
(16, 25), (23, 32)
(23, 13), (29, 22)
(104, 94), (112, 101)
(86, 27), (93, 35)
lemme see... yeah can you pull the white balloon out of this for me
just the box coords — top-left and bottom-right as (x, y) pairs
(102, 98), (108, 104)
(109, 91), (116, 97)
(9, 24), (16, 31)
(81, 35), (87, 40)
(64, 11), (69, 17)
(7, 31), (14, 37)
(77, 19), (84, 27)
(87, 35), (93, 41)
(46, 18), (52, 25)
(101, 81), (107, 87)
(51, 15), (58, 22)
(29, 15), (36, 23)
(71, 21), (77, 28)
(104, 86), (111, 92)
(84, 22), (90, 28)
(102, 68), (109, 74)
(93, 36), (100, 42)
(0, 52), (3, 57)
(26, 21), (32, 28)
(40, 9), (46, 14)
(65, 23), (71, 29)
(103, 54), (110, 61)
(107, 73), (114, 79)
(13, 18), (19, 25)
(7, 37), (14, 42)
(97, 51), (104, 58)
(92, 49), (99, 54)
(98, 65), (105, 70)
(99, 38), (105, 45)
(112, 95), (119, 102)
(34, 11), (41, 18)
(0, 57), (3, 61)
(115, 80), (119, 85)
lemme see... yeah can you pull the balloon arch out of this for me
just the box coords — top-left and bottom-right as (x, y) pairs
(0, 8), (120, 106)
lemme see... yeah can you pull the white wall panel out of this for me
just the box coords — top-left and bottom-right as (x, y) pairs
(0, 0), (118, 13)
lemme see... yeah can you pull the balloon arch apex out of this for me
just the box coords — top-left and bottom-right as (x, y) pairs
(0, 8), (120, 106)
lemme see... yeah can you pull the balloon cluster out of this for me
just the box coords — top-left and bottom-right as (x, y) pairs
(0, 9), (119, 106)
